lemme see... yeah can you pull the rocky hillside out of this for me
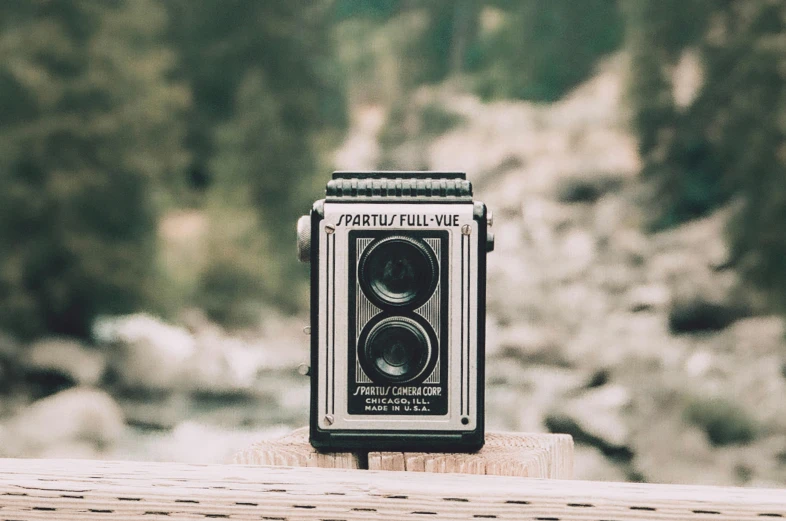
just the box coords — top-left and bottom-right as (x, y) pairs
(338, 55), (786, 486)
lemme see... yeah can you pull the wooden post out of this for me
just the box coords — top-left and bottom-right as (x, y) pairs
(236, 427), (574, 478)
(234, 427), (362, 469)
(0, 458), (783, 520)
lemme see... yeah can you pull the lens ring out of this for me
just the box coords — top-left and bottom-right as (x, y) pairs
(358, 316), (433, 384)
(359, 236), (438, 309)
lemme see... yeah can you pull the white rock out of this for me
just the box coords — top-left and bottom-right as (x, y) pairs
(563, 311), (671, 369)
(611, 229), (650, 266)
(559, 229), (596, 278)
(685, 350), (715, 378)
(632, 419), (728, 485)
(521, 197), (574, 252)
(593, 195), (626, 242)
(117, 421), (288, 464)
(626, 284), (671, 312)
(494, 323), (563, 365)
(95, 314), (195, 391)
(558, 385), (632, 448)
(513, 366), (589, 433)
(0, 387), (124, 458)
(573, 445), (629, 482)
(730, 316), (786, 355)
(485, 318), (503, 358)
(24, 338), (106, 386)
(186, 332), (268, 395)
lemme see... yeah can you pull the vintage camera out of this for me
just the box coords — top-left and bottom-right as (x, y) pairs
(296, 172), (493, 452)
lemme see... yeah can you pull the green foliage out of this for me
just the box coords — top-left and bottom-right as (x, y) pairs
(0, 0), (189, 340)
(334, 0), (401, 21)
(195, 205), (271, 327)
(335, 11), (423, 106)
(471, 0), (624, 102)
(377, 101), (410, 160)
(335, 0), (482, 106)
(711, 2), (786, 309)
(420, 102), (466, 136)
(165, 0), (347, 200)
(204, 71), (315, 316)
(624, 0), (723, 230)
(684, 396), (757, 446)
(377, 96), (466, 169)
(411, 0), (476, 85)
(170, 1), (347, 321)
(626, 1), (786, 311)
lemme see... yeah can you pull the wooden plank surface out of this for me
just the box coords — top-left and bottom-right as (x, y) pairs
(236, 428), (574, 478)
(0, 458), (783, 520)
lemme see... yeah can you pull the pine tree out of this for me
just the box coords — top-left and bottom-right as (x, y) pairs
(705, 2), (786, 308)
(202, 70), (318, 319)
(472, 0), (624, 102)
(0, 0), (189, 339)
(166, 0), (346, 197)
(625, 0), (786, 309)
(166, 0), (347, 320)
(624, 0), (721, 229)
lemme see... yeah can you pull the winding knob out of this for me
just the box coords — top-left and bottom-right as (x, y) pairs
(296, 215), (311, 263)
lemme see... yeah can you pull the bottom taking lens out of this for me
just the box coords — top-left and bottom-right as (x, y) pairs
(362, 317), (430, 383)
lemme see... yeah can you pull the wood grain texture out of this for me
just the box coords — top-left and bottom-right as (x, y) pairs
(0, 458), (783, 520)
(367, 431), (574, 478)
(234, 428), (360, 469)
(237, 428), (574, 478)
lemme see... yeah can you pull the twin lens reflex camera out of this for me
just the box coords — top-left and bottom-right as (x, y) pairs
(296, 172), (494, 452)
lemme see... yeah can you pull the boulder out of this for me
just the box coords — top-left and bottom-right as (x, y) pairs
(729, 316), (786, 356)
(122, 421), (288, 464)
(557, 229), (597, 280)
(186, 332), (268, 396)
(119, 393), (190, 431)
(494, 323), (567, 366)
(592, 195), (622, 237)
(94, 314), (196, 392)
(632, 421), (721, 485)
(610, 229), (650, 267)
(562, 311), (672, 369)
(652, 217), (751, 335)
(573, 445), (629, 482)
(626, 284), (670, 312)
(554, 172), (624, 204)
(24, 337), (106, 387)
(546, 384), (633, 459)
(513, 365), (588, 432)
(0, 387), (124, 458)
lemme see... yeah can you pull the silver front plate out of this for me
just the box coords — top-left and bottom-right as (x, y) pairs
(317, 203), (479, 432)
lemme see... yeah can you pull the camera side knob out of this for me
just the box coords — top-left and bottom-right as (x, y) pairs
(486, 208), (495, 252)
(296, 215), (311, 263)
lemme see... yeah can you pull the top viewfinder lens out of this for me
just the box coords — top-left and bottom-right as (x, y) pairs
(359, 236), (438, 309)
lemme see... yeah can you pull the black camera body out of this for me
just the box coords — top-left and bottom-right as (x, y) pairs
(297, 172), (493, 452)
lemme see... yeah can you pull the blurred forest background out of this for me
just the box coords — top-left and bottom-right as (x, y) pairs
(1, 0), (786, 485)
